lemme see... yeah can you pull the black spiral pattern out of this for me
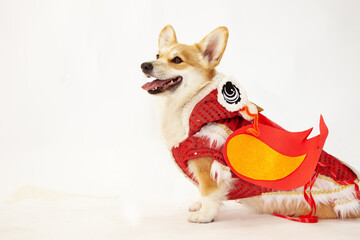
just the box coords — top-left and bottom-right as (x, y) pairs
(221, 81), (241, 104)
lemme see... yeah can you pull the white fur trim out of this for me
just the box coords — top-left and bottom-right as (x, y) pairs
(169, 73), (253, 148)
(210, 161), (232, 185)
(255, 174), (360, 218)
(334, 198), (360, 218)
(194, 123), (231, 149)
(217, 76), (249, 112)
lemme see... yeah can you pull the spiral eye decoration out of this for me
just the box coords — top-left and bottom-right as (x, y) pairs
(222, 81), (241, 104)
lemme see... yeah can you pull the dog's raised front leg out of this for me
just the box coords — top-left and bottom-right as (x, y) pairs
(187, 157), (230, 223)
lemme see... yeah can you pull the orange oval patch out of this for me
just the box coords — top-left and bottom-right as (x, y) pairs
(227, 134), (306, 180)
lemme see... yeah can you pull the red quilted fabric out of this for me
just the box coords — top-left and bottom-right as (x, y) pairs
(318, 151), (357, 183)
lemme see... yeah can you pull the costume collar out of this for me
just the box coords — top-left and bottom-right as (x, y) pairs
(180, 72), (225, 145)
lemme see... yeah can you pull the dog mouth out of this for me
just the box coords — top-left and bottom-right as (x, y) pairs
(141, 76), (183, 94)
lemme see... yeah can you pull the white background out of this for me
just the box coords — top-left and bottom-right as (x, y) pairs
(0, 0), (360, 238)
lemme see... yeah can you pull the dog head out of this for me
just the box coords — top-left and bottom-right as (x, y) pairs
(141, 25), (229, 99)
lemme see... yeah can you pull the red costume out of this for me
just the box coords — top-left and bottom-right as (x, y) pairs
(171, 89), (358, 200)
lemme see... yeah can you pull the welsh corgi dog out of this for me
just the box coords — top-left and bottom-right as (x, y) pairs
(141, 25), (360, 223)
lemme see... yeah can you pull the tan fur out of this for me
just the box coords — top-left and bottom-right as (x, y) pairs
(197, 26), (229, 68)
(154, 26), (229, 148)
(347, 210), (360, 218)
(158, 25), (177, 50)
(157, 44), (215, 81)
(188, 158), (219, 196)
(241, 196), (338, 219)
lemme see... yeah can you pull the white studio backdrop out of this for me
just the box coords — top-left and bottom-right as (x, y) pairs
(0, 0), (360, 213)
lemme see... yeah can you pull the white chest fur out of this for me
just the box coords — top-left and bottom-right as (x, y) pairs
(159, 73), (225, 149)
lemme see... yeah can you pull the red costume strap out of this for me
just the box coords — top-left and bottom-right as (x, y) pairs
(272, 213), (319, 223)
(273, 170), (320, 223)
(239, 107), (320, 222)
(274, 161), (360, 223)
(239, 106), (260, 137)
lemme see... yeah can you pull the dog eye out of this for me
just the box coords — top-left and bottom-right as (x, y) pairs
(156, 54), (159, 59)
(171, 56), (183, 64)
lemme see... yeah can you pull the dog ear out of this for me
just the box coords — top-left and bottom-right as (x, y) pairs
(159, 25), (177, 50)
(198, 27), (229, 67)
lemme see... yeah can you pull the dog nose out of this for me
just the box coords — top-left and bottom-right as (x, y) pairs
(141, 62), (153, 73)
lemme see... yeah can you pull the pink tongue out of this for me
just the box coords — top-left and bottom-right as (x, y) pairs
(141, 79), (170, 91)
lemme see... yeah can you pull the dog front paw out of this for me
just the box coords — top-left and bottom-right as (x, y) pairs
(187, 211), (215, 223)
(188, 201), (202, 212)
